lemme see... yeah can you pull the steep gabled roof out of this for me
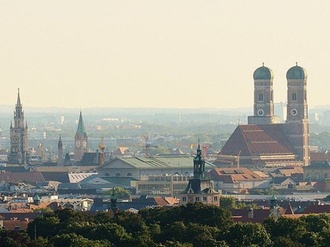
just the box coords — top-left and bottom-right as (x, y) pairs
(221, 124), (296, 156)
(75, 111), (87, 137)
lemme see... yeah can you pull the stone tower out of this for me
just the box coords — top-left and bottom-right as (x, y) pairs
(8, 89), (29, 164)
(285, 63), (310, 166)
(248, 64), (279, 124)
(58, 134), (63, 165)
(74, 111), (88, 162)
(179, 142), (220, 206)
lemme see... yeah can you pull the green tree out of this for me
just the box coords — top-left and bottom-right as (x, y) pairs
(224, 222), (272, 247)
(263, 217), (306, 243)
(104, 187), (131, 200)
(219, 196), (235, 210)
(51, 233), (109, 247)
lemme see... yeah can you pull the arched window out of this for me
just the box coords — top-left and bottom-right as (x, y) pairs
(292, 93), (297, 101)
(116, 172), (121, 177)
(258, 93), (264, 101)
(127, 172), (132, 177)
(104, 173), (110, 177)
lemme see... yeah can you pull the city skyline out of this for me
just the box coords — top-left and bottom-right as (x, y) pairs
(1, 1), (330, 109)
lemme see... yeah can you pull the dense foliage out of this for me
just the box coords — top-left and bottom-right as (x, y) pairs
(3, 204), (330, 246)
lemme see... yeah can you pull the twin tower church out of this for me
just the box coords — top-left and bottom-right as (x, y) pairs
(218, 63), (310, 167)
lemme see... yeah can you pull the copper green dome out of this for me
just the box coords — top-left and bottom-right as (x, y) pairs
(253, 64), (273, 80)
(286, 64), (307, 80)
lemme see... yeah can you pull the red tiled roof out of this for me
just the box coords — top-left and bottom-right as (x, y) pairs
(231, 208), (271, 223)
(221, 124), (296, 156)
(209, 167), (264, 182)
(153, 197), (169, 206)
(3, 220), (30, 230)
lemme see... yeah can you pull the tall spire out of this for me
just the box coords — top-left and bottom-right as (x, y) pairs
(16, 88), (22, 107)
(76, 111), (86, 136)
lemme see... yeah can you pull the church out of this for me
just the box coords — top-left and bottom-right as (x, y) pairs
(216, 64), (310, 167)
(8, 89), (29, 164)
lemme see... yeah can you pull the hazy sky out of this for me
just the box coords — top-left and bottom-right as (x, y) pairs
(0, 1), (329, 109)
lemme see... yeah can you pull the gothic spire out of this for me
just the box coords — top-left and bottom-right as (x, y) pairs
(16, 88), (22, 108)
(76, 111), (86, 136)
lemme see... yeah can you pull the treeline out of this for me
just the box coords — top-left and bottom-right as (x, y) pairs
(2, 203), (330, 246)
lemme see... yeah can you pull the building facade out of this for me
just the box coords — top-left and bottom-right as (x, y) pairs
(8, 89), (29, 164)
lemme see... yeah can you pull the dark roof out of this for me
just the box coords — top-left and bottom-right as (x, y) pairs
(101, 177), (137, 187)
(80, 153), (97, 166)
(310, 161), (330, 167)
(0, 172), (45, 183)
(302, 205), (330, 214)
(0, 166), (29, 173)
(231, 208), (271, 223)
(90, 196), (172, 212)
(221, 124), (296, 157)
(0, 212), (41, 221)
(41, 172), (70, 183)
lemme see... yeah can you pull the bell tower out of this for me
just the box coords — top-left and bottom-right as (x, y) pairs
(248, 64), (279, 124)
(8, 89), (29, 164)
(179, 141), (220, 206)
(74, 111), (88, 162)
(285, 63), (310, 165)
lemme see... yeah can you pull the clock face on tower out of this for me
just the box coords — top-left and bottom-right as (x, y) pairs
(76, 141), (81, 148)
(82, 141), (87, 148)
(291, 109), (298, 116)
(257, 109), (264, 116)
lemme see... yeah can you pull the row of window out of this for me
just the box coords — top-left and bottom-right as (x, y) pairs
(257, 92), (306, 102)
(181, 196), (218, 202)
(104, 172), (132, 177)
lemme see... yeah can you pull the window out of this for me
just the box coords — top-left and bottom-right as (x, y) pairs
(127, 172), (132, 177)
(258, 93), (263, 101)
(104, 173), (110, 177)
(115, 172), (121, 177)
(292, 93), (297, 101)
(195, 197), (200, 202)
(182, 197), (187, 201)
(203, 197), (207, 201)
(214, 196), (218, 201)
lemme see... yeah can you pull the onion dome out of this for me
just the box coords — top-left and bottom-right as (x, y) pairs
(286, 63), (307, 80)
(253, 63), (273, 80)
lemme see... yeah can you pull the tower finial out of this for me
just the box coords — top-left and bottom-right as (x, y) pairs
(262, 62), (264, 67)
(296, 62), (298, 66)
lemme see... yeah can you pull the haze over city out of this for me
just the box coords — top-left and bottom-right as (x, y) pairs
(1, 1), (329, 109)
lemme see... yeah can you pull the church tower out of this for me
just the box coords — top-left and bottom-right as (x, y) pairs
(74, 111), (88, 162)
(8, 89), (29, 164)
(248, 64), (279, 124)
(285, 63), (310, 166)
(179, 142), (220, 206)
(58, 134), (63, 165)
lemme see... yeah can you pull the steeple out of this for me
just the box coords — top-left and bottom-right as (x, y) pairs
(16, 88), (22, 108)
(58, 134), (63, 149)
(76, 111), (86, 137)
(193, 140), (205, 179)
(74, 111), (88, 162)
